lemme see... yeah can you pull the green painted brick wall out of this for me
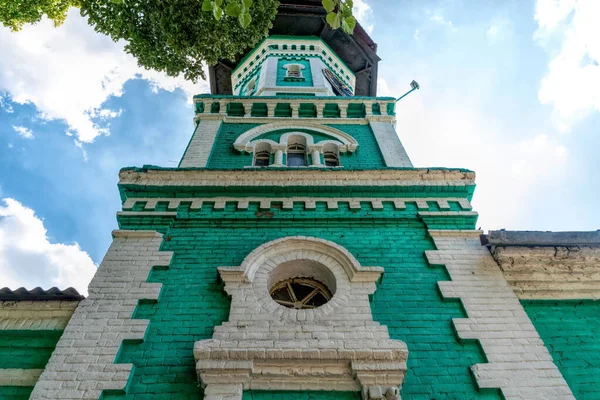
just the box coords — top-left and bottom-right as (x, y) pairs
(205, 123), (386, 169)
(523, 300), (600, 400)
(0, 330), (62, 399)
(0, 330), (63, 369)
(104, 210), (499, 400)
(0, 386), (33, 400)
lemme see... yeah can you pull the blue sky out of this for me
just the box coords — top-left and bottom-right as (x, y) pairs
(0, 0), (598, 293)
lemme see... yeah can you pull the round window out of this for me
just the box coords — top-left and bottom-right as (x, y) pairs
(270, 277), (332, 309)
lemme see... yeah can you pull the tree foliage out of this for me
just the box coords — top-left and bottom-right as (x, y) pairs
(80, 0), (279, 82)
(321, 0), (356, 34)
(2, 0), (358, 83)
(0, 0), (80, 31)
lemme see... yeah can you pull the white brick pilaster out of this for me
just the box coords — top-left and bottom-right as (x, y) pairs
(180, 118), (224, 167)
(369, 121), (413, 167)
(425, 230), (574, 400)
(30, 230), (173, 400)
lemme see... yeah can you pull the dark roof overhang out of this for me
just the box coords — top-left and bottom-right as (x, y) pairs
(209, 0), (380, 96)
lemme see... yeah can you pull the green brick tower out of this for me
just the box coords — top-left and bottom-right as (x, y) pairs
(23, 6), (587, 400)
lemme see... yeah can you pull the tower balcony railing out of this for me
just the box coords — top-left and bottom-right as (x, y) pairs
(192, 95), (397, 122)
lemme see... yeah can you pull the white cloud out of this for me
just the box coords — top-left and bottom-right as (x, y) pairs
(12, 125), (34, 139)
(0, 9), (208, 144)
(0, 93), (14, 113)
(429, 14), (456, 31)
(486, 17), (513, 41)
(0, 198), (96, 295)
(353, 0), (374, 34)
(535, 0), (600, 132)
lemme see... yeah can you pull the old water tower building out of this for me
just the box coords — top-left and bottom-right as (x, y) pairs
(1, 2), (599, 400)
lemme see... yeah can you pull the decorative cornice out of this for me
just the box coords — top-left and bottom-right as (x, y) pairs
(121, 196), (472, 212)
(118, 168), (476, 189)
(196, 115), (395, 124)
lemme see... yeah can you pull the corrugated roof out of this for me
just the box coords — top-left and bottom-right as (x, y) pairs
(0, 287), (84, 301)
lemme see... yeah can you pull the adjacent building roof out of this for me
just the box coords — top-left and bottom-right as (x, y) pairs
(0, 287), (85, 301)
(481, 230), (600, 247)
(209, 0), (380, 97)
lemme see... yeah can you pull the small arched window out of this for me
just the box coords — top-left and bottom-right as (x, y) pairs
(324, 151), (339, 167)
(323, 143), (340, 167)
(287, 143), (307, 167)
(286, 64), (302, 78)
(254, 150), (270, 167)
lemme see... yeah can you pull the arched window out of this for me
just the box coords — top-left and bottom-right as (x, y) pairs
(285, 64), (303, 78)
(253, 142), (272, 167)
(245, 78), (256, 95)
(323, 143), (340, 167)
(324, 151), (339, 167)
(254, 150), (270, 167)
(287, 143), (307, 167)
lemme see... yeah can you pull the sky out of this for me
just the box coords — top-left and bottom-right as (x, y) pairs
(0, 0), (598, 294)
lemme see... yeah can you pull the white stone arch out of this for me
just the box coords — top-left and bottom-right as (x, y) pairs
(217, 236), (384, 322)
(233, 122), (358, 153)
(239, 236), (382, 282)
(195, 236), (408, 399)
(279, 131), (314, 148)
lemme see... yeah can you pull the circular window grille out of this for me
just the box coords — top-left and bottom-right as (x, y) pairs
(270, 277), (332, 309)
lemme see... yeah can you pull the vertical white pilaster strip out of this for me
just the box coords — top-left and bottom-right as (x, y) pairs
(425, 230), (574, 400)
(180, 118), (224, 168)
(369, 121), (413, 167)
(30, 230), (173, 400)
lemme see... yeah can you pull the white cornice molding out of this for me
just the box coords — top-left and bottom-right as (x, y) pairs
(121, 196), (473, 212)
(119, 169), (476, 188)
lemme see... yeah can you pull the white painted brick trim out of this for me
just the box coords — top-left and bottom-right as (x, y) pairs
(119, 169), (476, 188)
(492, 245), (600, 300)
(425, 230), (575, 400)
(120, 197), (472, 212)
(180, 118), (224, 168)
(30, 230), (173, 400)
(0, 301), (79, 330)
(369, 121), (413, 167)
(194, 236), (407, 399)
(0, 368), (43, 386)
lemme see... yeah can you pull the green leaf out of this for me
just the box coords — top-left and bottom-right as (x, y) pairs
(326, 12), (336, 28)
(202, 0), (213, 11)
(242, 0), (252, 8)
(322, 0), (336, 13)
(110, 0), (123, 3)
(213, 5), (223, 20)
(215, 0), (223, 6)
(239, 12), (252, 28)
(342, 16), (356, 33)
(225, 2), (241, 17)
(326, 11), (341, 29)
